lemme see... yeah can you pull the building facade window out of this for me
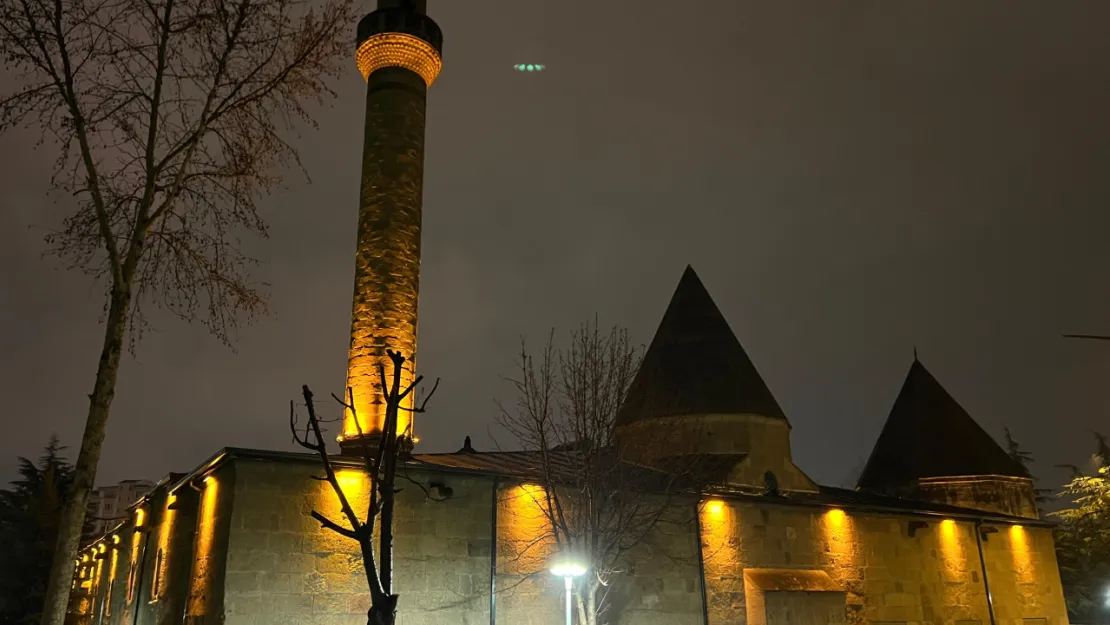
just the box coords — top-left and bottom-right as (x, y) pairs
(126, 564), (137, 603)
(151, 549), (164, 600)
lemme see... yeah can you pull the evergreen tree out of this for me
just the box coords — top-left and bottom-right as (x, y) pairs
(0, 438), (76, 625)
(1052, 432), (1110, 624)
(1094, 432), (1110, 471)
(1003, 426), (1053, 507)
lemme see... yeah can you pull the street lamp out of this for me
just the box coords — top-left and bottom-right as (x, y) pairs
(550, 554), (587, 625)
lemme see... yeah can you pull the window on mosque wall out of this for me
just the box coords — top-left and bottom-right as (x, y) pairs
(126, 565), (137, 603)
(151, 494), (175, 602)
(151, 549), (165, 600)
(105, 546), (119, 615)
(125, 531), (142, 604)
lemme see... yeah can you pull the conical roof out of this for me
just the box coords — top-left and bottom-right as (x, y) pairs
(857, 359), (1025, 491)
(616, 266), (786, 425)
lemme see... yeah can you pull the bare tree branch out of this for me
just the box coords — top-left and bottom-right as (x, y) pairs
(496, 319), (700, 625)
(0, 0), (357, 620)
(309, 510), (358, 540)
(294, 349), (439, 625)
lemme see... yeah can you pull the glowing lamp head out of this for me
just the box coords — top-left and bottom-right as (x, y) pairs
(550, 554), (588, 579)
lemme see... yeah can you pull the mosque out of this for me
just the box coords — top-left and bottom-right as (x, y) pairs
(68, 2), (1069, 624)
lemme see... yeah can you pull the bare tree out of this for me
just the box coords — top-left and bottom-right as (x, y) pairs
(0, 0), (356, 618)
(496, 320), (699, 625)
(292, 349), (439, 625)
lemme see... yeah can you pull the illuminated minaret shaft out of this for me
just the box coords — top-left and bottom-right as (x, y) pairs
(341, 0), (442, 452)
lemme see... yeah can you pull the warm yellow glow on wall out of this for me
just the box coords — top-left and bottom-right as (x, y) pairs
(93, 557), (103, 595)
(700, 498), (738, 567)
(1010, 525), (1034, 582)
(188, 476), (220, 616)
(699, 499), (743, 625)
(497, 483), (554, 575)
(705, 499), (725, 517)
(938, 519), (967, 572)
(355, 32), (442, 86)
(105, 544), (119, 615)
(111, 535), (120, 545)
(336, 469), (368, 497)
(820, 508), (860, 583)
(135, 507), (146, 528)
(126, 529), (142, 602)
(153, 494), (176, 599)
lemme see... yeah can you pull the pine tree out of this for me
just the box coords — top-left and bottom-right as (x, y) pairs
(1003, 427), (1053, 507)
(0, 438), (76, 625)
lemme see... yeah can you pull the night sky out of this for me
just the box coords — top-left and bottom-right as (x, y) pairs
(2, 1), (1109, 492)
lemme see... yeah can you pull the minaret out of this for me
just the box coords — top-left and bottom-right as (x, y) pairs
(340, 0), (442, 453)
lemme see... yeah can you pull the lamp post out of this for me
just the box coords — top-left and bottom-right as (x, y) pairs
(550, 555), (587, 625)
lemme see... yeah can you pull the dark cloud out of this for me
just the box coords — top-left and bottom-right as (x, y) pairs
(2, 1), (1109, 490)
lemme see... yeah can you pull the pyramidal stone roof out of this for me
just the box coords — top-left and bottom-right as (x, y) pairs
(616, 266), (786, 426)
(857, 359), (1027, 492)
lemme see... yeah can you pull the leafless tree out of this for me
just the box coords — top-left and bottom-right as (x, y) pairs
(0, 0), (356, 618)
(496, 320), (699, 625)
(292, 349), (439, 625)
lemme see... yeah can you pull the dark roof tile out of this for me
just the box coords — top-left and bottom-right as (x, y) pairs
(616, 266), (785, 425)
(857, 359), (1026, 492)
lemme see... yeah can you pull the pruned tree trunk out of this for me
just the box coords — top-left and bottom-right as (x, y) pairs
(292, 349), (438, 625)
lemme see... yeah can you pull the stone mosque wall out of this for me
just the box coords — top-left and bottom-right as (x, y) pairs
(70, 454), (1069, 625)
(699, 500), (1067, 625)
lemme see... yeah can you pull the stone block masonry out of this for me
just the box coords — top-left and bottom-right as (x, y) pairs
(699, 501), (1068, 625)
(493, 482), (705, 625)
(223, 458), (492, 625)
(72, 451), (1072, 625)
(344, 63), (430, 445)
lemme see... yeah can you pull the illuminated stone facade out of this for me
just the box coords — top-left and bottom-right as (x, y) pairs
(341, 0), (443, 449)
(70, 447), (1068, 625)
(65, 2), (1070, 624)
(699, 503), (1065, 625)
(913, 476), (1040, 520)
